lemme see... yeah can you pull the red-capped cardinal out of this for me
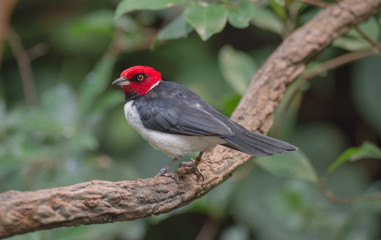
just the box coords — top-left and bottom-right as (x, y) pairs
(113, 66), (297, 180)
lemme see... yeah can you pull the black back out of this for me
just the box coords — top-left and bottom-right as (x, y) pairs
(132, 81), (298, 156)
(133, 81), (234, 137)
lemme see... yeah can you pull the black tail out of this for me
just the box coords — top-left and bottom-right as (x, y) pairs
(222, 129), (297, 157)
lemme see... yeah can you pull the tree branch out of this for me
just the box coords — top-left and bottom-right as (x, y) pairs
(7, 27), (38, 107)
(0, 0), (18, 69)
(1, 0), (380, 238)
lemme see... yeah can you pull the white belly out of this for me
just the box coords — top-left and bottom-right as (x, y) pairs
(124, 101), (225, 157)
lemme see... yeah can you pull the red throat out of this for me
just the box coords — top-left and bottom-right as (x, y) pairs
(120, 66), (161, 96)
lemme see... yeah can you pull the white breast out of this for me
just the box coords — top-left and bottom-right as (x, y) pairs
(124, 101), (225, 157)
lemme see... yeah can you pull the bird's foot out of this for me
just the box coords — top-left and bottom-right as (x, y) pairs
(180, 159), (204, 182)
(155, 169), (180, 182)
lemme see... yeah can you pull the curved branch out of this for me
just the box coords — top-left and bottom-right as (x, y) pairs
(0, 0), (18, 68)
(1, 0), (380, 238)
(8, 27), (38, 107)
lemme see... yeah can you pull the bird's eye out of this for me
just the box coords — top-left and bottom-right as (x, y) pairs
(136, 74), (144, 81)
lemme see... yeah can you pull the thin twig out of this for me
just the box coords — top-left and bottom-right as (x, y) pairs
(272, 48), (378, 136)
(7, 27), (38, 107)
(319, 182), (381, 204)
(301, 48), (378, 80)
(295, 0), (331, 8)
(275, 48), (381, 204)
(0, 0), (18, 68)
(354, 25), (381, 51)
(27, 43), (49, 61)
(284, 1), (300, 37)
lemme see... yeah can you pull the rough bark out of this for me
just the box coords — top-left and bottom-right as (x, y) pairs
(1, 0), (380, 238)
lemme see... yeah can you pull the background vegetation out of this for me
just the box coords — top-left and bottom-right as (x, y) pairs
(1, 0), (381, 239)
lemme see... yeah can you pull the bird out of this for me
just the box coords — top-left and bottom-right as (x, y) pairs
(112, 66), (297, 180)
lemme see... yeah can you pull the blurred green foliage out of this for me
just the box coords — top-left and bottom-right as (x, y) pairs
(1, 0), (381, 239)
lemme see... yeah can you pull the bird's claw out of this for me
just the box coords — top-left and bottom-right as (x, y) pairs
(155, 170), (180, 182)
(156, 168), (168, 177)
(180, 158), (204, 182)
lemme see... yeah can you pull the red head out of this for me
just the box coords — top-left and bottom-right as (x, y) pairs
(112, 66), (161, 96)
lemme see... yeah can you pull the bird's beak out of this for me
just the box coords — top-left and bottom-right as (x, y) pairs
(112, 76), (130, 86)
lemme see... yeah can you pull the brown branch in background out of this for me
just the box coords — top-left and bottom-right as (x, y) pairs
(7, 27), (38, 107)
(27, 43), (49, 61)
(301, 48), (379, 80)
(271, 48), (379, 136)
(319, 182), (381, 204)
(1, 0), (381, 238)
(0, 0), (18, 68)
(231, 0), (381, 133)
(284, 2), (300, 37)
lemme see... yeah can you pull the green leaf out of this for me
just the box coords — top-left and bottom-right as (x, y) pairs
(183, 4), (228, 41)
(42, 84), (77, 127)
(356, 17), (380, 40)
(269, 0), (286, 19)
(78, 54), (116, 123)
(333, 17), (380, 51)
(327, 141), (381, 174)
(228, 2), (254, 29)
(115, 0), (186, 19)
(66, 130), (98, 151)
(12, 109), (63, 139)
(157, 16), (193, 40)
(256, 151), (318, 183)
(51, 11), (114, 55)
(221, 225), (250, 240)
(332, 37), (372, 51)
(291, 123), (347, 175)
(352, 55), (381, 135)
(251, 6), (283, 34)
(271, 79), (303, 138)
(218, 45), (257, 95)
(87, 91), (121, 125)
(77, 10), (115, 35)
(0, 99), (6, 128)
(223, 94), (241, 116)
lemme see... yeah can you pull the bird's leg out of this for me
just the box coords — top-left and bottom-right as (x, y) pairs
(156, 157), (180, 182)
(195, 151), (204, 165)
(180, 152), (204, 181)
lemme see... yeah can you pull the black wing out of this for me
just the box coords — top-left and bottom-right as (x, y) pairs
(133, 81), (234, 137)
